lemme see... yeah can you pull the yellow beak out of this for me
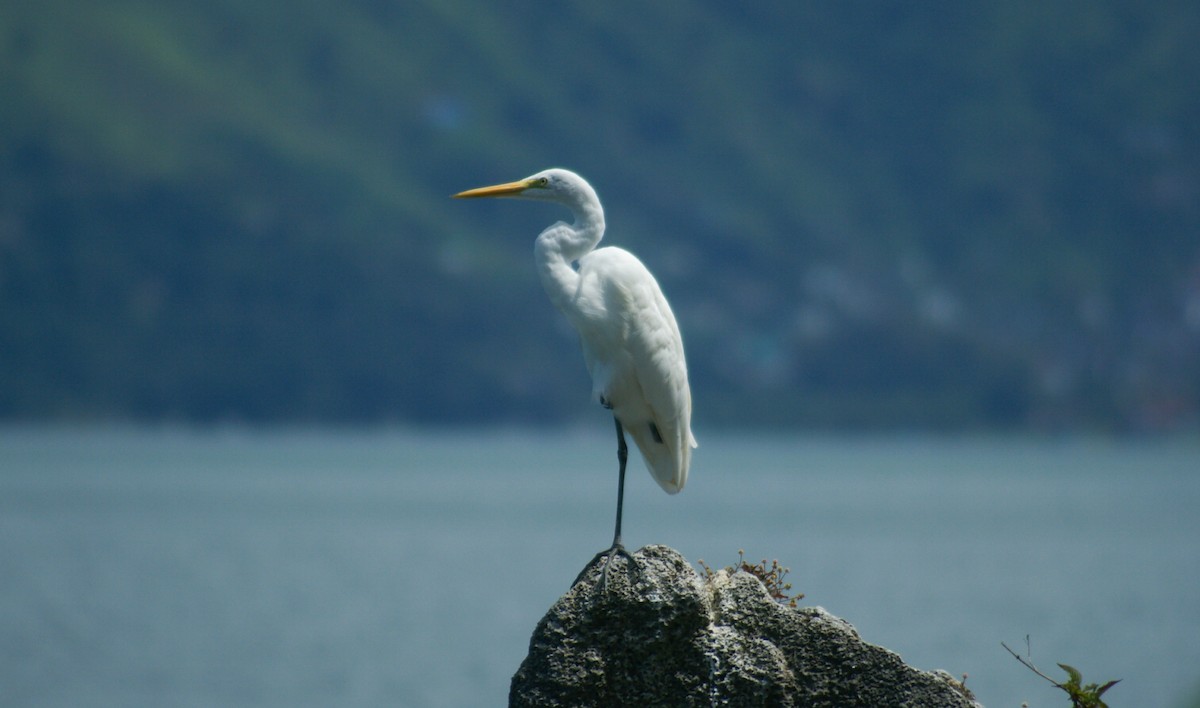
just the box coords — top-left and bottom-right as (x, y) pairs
(452, 178), (534, 199)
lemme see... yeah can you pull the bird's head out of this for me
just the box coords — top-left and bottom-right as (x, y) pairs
(453, 168), (597, 210)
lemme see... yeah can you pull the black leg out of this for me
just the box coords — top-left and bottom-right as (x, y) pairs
(611, 416), (627, 548)
(572, 417), (638, 590)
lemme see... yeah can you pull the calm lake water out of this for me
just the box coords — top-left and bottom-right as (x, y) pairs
(1, 426), (1197, 707)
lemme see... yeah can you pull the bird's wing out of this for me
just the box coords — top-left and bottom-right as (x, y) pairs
(602, 250), (696, 493)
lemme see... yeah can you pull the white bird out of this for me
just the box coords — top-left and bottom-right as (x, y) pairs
(454, 168), (697, 584)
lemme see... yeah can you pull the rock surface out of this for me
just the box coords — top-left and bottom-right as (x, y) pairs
(510, 545), (980, 707)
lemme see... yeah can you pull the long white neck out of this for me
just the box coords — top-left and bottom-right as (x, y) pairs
(533, 195), (605, 314)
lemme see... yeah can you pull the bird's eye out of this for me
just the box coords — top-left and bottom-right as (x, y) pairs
(536, 177), (549, 187)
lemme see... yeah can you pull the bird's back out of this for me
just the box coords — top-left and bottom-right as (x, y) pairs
(572, 247), (696, 493)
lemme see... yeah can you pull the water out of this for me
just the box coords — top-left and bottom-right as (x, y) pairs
(1, 426), (1197, 707)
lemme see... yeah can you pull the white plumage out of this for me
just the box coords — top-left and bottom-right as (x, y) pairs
(573, 246), (694, 492)
(455, 167), (696, 571)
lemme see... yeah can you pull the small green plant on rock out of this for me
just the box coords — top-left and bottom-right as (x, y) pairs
(1003, 637), (1120, 708)
(698, 549), (804, 607)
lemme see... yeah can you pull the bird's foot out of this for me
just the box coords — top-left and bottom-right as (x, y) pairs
(573, 542), (639, 591)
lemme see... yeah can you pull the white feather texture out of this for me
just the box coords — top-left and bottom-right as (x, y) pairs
(456, 167), (696, 494)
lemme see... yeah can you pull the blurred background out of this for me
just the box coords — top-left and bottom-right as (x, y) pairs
(3, 0), (1197, 431)
(2, 1), (1198, 707)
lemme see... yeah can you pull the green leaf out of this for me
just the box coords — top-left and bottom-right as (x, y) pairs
(1057, 663), (1083, 686)
(1096, 679), (1121, 696)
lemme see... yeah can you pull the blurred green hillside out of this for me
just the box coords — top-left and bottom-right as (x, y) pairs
(2, 1), (1197, 430)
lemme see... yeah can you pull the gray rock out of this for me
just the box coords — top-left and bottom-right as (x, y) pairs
(510, 545), (981, 707)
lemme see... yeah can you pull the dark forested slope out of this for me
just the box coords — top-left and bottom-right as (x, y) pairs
(2, 1), (1197, 430)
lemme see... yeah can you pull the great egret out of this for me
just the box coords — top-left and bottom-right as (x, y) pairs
(454, 168), (696, 585)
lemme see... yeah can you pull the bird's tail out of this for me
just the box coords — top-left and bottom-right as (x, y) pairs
(628, 422), (696, 494)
